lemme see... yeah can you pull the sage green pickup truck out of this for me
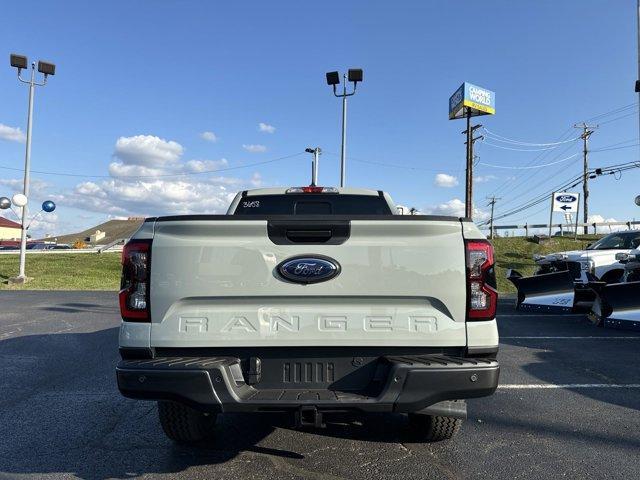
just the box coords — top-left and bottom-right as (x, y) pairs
(116, 187), (499, 443)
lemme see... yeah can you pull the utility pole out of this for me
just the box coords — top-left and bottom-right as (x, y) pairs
(462, 110), (483, 218)
(574, 123), (597, 234)
(487, 196), (501, 239)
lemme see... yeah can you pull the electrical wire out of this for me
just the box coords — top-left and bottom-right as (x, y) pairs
(481, 141), (564, 152)
(482, 160), (640, 224)
(478, 152), (580, 169)
(0, 152), (305, 179)
(482, 127), (580, 146)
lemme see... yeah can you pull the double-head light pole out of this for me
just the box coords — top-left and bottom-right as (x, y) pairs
(325, 69), (363, 188)
(8, 54), (56, 283)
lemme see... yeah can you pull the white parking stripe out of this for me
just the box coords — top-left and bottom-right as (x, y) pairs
(499, 384), (640, 389)
(501, 336), (640, 339)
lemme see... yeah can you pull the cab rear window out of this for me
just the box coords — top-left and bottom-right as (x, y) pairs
(233, 194), (392, 215)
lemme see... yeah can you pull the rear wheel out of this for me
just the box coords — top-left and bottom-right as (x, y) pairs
(157, 401), (217, 443)
(407, 413), (462, 442)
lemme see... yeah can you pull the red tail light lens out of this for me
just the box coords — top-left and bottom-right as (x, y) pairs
(465, 240), (497, 321)
(119, 240), (151, 322)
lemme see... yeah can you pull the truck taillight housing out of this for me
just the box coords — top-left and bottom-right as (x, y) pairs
(465, 239), (497, 321)
(119, 239), (151, 322)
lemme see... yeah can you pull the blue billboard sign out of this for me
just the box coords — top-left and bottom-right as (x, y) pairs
(449, 82), (496, 120)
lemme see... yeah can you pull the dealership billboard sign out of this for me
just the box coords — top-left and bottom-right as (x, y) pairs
(449, 82), (496, 120)
(552, 192), (580, 213)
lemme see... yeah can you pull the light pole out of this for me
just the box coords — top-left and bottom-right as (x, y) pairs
(305, 147), (322, 186)
(325, 69), (363, 187)
(9, 54), (56, 283)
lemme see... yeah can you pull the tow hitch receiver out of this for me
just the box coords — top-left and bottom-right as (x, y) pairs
(295, 406), (325, 428)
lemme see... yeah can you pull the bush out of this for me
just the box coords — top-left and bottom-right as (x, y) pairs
(72, 240), (87, 249)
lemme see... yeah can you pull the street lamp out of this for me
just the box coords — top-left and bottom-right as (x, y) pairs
(305, 147), (322, 186)
(325, 68), (363, 187)
(9, 53), (56, 284)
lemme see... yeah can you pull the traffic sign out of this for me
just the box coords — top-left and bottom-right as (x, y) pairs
(552, 192), (580, 213)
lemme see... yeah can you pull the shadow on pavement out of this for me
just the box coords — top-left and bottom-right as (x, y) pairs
(498, 298), (640, 412)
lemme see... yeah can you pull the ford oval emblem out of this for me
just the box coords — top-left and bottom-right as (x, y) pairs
(277, 255), (340, 284)
(556, 194), (577, 203)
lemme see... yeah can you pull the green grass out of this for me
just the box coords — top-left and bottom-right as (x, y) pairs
(0, 235), (603, 292)
(0, 253), (121, 290)
(492, 235), (601, 294)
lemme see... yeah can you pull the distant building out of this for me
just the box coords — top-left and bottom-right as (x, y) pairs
(0, 217), (21, 240)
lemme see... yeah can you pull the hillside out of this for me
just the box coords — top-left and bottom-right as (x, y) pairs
(45, 218), (144, 246)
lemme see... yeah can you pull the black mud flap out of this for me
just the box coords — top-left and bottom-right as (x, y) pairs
(508, 270), (576, 313)
(594, 281), (640, 332)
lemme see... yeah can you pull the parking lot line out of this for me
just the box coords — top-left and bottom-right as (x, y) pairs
(499, 384), (640, 389)
(501, 336), (640, 339)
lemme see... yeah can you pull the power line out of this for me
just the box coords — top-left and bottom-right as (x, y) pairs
(0, 152), (305, 179)
(481, 141), (564, 152)
(482, 127), (580, 146)
(478, 152), (580, 169)
(482, 160), (640, 225)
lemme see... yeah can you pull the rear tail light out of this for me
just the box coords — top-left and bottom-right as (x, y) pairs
(119, 239), (151, 322)
(465, 239), (497, 321)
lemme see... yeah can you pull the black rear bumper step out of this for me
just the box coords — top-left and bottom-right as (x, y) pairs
(116, 354), (499, 413)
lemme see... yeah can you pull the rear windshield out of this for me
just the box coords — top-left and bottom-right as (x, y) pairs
(233, 194), (393, 215)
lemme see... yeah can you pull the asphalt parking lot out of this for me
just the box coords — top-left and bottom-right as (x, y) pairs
(0, 291), (638, 480)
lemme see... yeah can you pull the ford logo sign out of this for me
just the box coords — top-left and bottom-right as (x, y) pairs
(556, 195), (577, 203)
(277, 255), (340, 284)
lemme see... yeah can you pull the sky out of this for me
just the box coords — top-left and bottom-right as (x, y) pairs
(0, 0), (639, 237)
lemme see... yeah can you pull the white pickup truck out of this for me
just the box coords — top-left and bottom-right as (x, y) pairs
(116, 186), (499, 443)
(533, 230), (640, 283)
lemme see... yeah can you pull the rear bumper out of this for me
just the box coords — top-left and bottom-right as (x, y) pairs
(116, 354), (499, 413)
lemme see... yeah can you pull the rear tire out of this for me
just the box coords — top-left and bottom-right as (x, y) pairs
(157, 401), (217, 444)
(407, 414), (462, 442)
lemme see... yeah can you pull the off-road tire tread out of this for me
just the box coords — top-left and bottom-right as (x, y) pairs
(157, 401), (216, 443)
(408, 414), (462, 442)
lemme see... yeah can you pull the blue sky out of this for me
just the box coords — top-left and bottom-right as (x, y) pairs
(0, 0), (639, 236)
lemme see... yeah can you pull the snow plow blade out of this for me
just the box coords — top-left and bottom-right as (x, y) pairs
(592, 281), (640, 331)
(507, 269), (576, 313)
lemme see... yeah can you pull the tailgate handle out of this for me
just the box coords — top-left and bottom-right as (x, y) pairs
(286, 229), (332, 243)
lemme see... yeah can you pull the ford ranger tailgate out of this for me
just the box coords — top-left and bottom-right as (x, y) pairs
(148, 217), (467, 347)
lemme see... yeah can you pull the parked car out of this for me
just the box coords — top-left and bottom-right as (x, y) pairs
(533, 230), (640, 284)
(116, 186), (499, 443)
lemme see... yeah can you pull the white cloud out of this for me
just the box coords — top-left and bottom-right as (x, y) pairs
(242, 144), (267, 153)
(424, 198), (489, 221)
(258, 122), (276, 134)
(434, 173), (459, 188)
(0, 123), (26, 143)
(113, 135), (183, 167)
(200, 131), (218, 142)
(474, 174), (498, 183)
(51, 135), (265, 219)
(183, 159), (228, 173)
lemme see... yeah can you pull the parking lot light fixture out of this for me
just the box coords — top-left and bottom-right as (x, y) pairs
(8, 54), (55, 284)
(325, 68), (364, 187)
